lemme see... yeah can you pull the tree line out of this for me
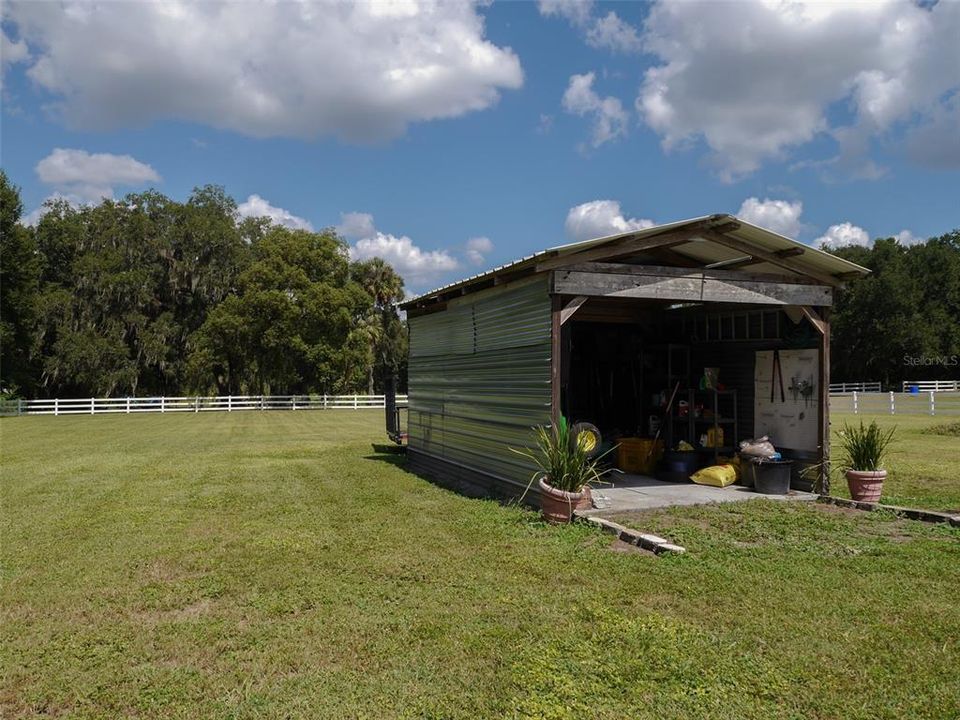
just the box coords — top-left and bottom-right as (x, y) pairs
(829, 231), (960, 387)
(0, 170), (406, 399)
(2, 168), (958, 399)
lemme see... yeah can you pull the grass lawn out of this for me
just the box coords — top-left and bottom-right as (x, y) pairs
(830, 411), (960, 511)
(2, 410), (959, 719)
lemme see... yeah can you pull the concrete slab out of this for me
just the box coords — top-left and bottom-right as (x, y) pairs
(582, 473), (817, 515)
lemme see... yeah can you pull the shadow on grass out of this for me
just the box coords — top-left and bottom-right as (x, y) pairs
(363, 443), (408, 469)
(362, 443), (542, 519)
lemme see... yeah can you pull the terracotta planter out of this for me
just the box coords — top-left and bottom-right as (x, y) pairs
(575, 485), (593, 511)
(538, 477), (585, 523)
(846, 469), (886, 503)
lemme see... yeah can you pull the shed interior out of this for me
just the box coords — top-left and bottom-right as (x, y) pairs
(560, 298), (825, 488)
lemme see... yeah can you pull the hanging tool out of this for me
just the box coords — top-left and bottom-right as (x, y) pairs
(771, 349), (785, 403)
(644, 380), (681, 467)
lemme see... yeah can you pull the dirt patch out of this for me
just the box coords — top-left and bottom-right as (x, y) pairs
(581, 534), (656, 557)
(607, 538), (656, 556)
(134, 598), (214, 624)
(813, 502), (916, 542)
(930, 421), (960, 437)
(812, 502), (864, 519)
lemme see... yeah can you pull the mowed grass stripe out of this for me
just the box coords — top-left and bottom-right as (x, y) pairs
(1, 411), (958, 719)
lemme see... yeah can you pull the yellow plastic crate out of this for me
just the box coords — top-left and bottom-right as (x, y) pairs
(618, 437), (663, 474)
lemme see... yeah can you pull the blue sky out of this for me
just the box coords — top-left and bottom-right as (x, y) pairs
(2, 0), (958, 293)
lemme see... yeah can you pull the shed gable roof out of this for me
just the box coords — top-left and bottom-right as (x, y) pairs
(401, 214), (869, 310)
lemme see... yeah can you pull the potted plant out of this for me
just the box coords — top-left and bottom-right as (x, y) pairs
(837, 420), (896, 502)
(511, 417), (612, 523)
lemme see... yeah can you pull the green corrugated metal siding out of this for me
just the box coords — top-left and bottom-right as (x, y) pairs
(407, 277), (552, 484)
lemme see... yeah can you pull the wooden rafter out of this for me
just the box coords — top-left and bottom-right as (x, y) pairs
(697, 229), (842, 286)
(535, 223), (711, 272)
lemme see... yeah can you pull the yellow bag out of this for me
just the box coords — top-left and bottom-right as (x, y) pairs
(690, 464), (738, 487)
(717, 455), (742, 480)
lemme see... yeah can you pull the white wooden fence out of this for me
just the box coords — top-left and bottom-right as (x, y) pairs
(1, 394), (407, 417)
(829, 381), (881, 394)
(900, 380), (960, 393)
(830, 391), (960, 416)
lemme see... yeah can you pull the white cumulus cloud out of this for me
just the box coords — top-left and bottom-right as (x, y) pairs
(34, 148), (160, 204)
(736, 197), (803, 238)
(344, 212), (460, 289)
(636, 0), (960, 180)
(237, 194), (313, 231)
(4, 1), (523, 142)
(815, 222), (871, 249)
(1, 27), (29, 82)
(565, 200), (654, 242)
(894, 230), (924, 246)
(538, 0), (641, 53)
(336, 212), (377, 241)
(465, 236), (494, 265)
(351, 233), (459, 286)
(562, 72), (628, 148)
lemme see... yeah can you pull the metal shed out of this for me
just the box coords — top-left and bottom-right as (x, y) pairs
(400, 214), (869, 503)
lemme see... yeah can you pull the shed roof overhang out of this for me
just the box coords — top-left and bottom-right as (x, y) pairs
(400, 214), (870, 311)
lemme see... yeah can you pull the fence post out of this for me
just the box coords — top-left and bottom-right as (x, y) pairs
(126, 397), (131, 414)
(930, 391), (935, 416)
(54, 398), (59, 416)
(195, 396), (199, 413)
(228, 395), (232, 412)
(354, 394), (358, 409)
(889, 391), (895, 415)
(323, 394), (328, 409)
(161, 396), (165, 413)
(260, 395), (265, 411)
(292, 395), (297, 411)
(91, 397), (95, 415)
(17, 398), (22, 416)
(852, 391), (858, 415)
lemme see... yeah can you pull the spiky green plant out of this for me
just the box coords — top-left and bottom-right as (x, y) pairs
(510, 416), (614, 497)
(837, 420), (896, 472)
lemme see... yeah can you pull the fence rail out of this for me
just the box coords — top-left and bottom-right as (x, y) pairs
(0, 394), (407, 417)
(829, 381), (881, 394)
(901, 380), (960, 393)
(830, 391), (960, 416)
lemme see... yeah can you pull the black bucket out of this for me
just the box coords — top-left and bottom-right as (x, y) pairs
(746, 458), (793, 495)
(657, 450), (699, 483)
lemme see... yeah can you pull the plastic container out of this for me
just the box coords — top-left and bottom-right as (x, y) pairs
(909, 385), (919, 394)
(657, 450), (700, 483)
(745, 457), (793, 494)
(618, 437), (663, 474)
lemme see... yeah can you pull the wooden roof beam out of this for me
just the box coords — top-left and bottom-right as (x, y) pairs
(536, 223), (712, 272)
(697, 228), (841, 287)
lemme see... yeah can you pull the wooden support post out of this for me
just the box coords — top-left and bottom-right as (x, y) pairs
(818, 307), (831, 494)
(551, 295), (561, 427)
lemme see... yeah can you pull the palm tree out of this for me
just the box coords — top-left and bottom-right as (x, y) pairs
(351, 258), (405, 394)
